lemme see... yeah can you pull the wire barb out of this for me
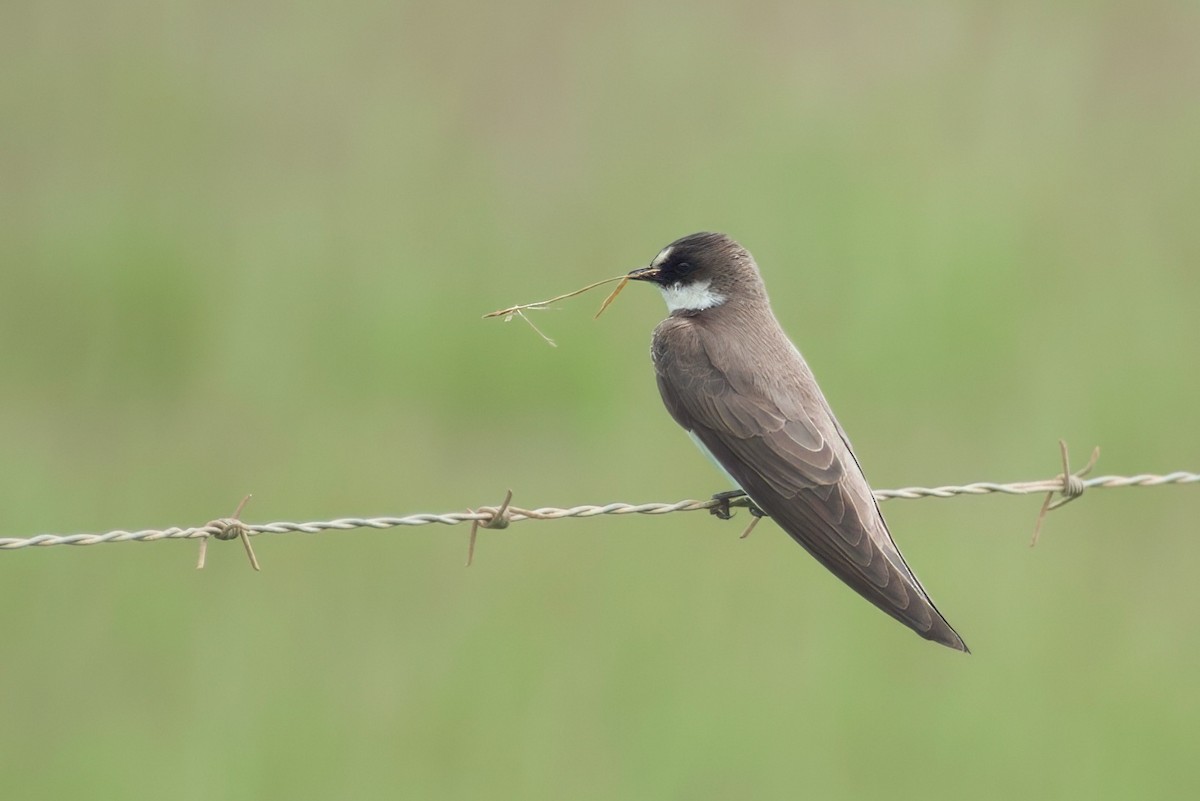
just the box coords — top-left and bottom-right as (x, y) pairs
(738, 515), (762, 539)
(196, 494), (260, 571)
(1030, 441), (1101, 547)
(466, 489), (514, 566)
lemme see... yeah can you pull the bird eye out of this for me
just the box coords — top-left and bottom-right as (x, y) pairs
(675, 262), (694, 275)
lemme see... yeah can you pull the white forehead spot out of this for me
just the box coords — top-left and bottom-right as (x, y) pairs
(659, 279), (726, 313)
(651, 246), (674, 269)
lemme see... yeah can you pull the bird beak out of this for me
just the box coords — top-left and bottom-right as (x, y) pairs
(627, 265), (660, 282)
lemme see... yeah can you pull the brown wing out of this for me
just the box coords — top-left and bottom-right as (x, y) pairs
(653, 320), (966, 651)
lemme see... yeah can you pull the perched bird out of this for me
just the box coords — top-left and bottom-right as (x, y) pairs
(628, 232), (967, 651)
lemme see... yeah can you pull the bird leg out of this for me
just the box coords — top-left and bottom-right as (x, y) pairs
(708, 489), (768, 521)
(709, 489), (742, 520)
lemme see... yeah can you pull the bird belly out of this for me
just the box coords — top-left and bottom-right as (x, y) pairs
(687, 430), (742, 490)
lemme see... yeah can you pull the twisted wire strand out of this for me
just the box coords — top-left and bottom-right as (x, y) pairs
(1, 470), (1196, 551)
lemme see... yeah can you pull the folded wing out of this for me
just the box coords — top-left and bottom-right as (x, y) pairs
(653, 324), (966, 650)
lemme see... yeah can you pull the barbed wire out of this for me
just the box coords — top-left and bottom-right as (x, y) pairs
(1, 442), (1196, 569)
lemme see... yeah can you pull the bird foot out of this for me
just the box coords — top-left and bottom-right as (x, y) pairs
(709, 489), (742, 520)
(708, 490), (768, 521)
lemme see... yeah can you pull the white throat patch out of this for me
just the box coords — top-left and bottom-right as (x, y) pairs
(659, 279), (726, 313)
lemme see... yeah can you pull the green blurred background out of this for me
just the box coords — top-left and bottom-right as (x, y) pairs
(3, 2), (1198, 798)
